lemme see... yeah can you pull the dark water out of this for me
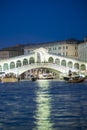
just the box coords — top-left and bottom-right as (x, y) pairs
(0, 80), (87, 130)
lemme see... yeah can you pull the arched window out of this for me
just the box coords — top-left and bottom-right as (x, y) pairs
(68, 61), (73, 68)
(55, 58), (60, 65)
(48, 57), (54, 63)
(16, 60), (21, 68)
(61, 60), (66, 66)
(74, 63), (79, 69)
(10, 62), (15, 69)
(0, 65), (2, 71)
(80, 64), (86, 70)
(29, 57), (35, 64)
(23, 58), (28, 65)
(3, 63), (9, 71)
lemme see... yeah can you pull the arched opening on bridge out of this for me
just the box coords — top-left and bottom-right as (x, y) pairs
(3, 63), (9, 71)
(29, 57), (35, 64)
(0, 65), (2, 71)
(48, 57), (54, 63)
(68, 61), (73, 68)
(10, 62), (15, 69)
(16, 60), (22, 68)
(21, 67), (61, 80)
(23, 58), (28, 65)
(74, 63), (79, 69)
(80, 64), (86, 70)
(55, 58), (60, 65)
(61, 60), (66, 67)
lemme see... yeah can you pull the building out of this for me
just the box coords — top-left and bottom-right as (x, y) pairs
(24, 39), (79, 58)
(78, 37), (87, 62)
(0, 38), (80, 60)
(0, 44), (24, 60)
(46, 39), (79, 58)
(0, 51), (10, 59)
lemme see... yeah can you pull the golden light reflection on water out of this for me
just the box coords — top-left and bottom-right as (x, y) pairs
(34, 80), (53, 130)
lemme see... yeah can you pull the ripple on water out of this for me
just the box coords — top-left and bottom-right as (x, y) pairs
(0, 80), (87, 130)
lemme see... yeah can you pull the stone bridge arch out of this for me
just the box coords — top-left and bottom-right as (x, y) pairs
(6, 63), (79, 77)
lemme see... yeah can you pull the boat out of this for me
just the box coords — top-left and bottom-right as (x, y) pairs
(38, 73), (54, 80)
(0, 73), (20, 83)
(63, 70), (85, 83)
(30, 75), (37, 81)
(68, 77), (85, 83)
(31, 77), (37, 81)
(63, 75), (85, 83)
(1, 77), (19, 83)
(63, 76), (70, 81)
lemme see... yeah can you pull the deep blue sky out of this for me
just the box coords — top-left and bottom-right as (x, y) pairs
(0, 0), (87, 48)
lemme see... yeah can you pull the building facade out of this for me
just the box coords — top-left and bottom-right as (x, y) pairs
(0, 44), (24, 59)
(78, 41), (87, 62)
(0, 51), (10, 59)
(0, 38), (82, 60)
(24, 39), (79, 58)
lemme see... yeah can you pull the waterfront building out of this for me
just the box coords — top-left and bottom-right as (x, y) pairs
(78, 37), (87, 62)
(24, 39), (79, 58)
(46, 39), (78, 58)
(0, 44), (24, 59)
(0, 38), (79, 60)
(0, 51), (10, 59)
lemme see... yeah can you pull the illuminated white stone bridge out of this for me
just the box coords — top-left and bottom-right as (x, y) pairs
(0, 48), (87, 77)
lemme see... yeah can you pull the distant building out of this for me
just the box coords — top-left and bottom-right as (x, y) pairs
(0, 38), (81, 60)
(46, 39), (79, 58)
(0, 44), (24, 59)
(24, 39), (79, 58)
(0, 51), (10, 59)
(78, 37), (87, 62)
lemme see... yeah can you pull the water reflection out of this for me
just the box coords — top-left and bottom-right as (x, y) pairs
(0, 81), (87, 130)
(35, 80), (53, 130)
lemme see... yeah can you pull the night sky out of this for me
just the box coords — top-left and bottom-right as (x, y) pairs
(0, 0), (87, 48)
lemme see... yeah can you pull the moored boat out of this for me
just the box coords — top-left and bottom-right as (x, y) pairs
(63, 76), (70, 81)
(30, 75), (37, 81)
(0, 73), (20, 83)
(63, 70), (85, 83)
(1, 77), (19, 83)
(63, 75), (85, 83)
(38, 73), (55, 80)
(31, 77), (37, 81)
(68, 77), (85, 83)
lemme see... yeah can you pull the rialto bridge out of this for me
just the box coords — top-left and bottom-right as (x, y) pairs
(0, 48), (87, 77)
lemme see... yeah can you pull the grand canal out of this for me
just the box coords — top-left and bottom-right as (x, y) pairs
(0, 80), (87, 130)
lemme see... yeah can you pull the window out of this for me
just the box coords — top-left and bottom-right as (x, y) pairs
(75, 46), (77, 50)
(58, 53), (61, 55)
(63, 52), (65, 55)
(66, 52), (68, 56)
(66, 46), (68, 49)
(49, 48), (51, 51)
(58, 47), (61, 49)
